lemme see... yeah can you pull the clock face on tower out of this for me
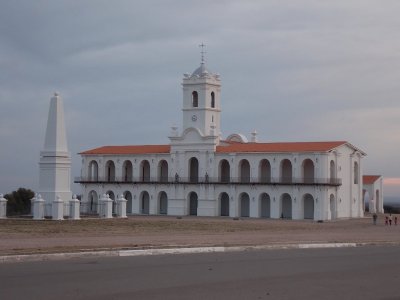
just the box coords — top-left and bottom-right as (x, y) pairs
(191, 115), (197, 122)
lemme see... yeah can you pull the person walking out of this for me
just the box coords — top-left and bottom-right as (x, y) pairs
(395, 216), (398, 226)
(389, 214), (393, 226)
(385, 215), (388, 226)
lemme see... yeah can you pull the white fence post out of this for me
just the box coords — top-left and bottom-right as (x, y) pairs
(0, 194), (7, 219)
(116, 194), (127, 218)
(100, 194), (113, 219)
(69, 195), (80, 220)
(52, 196), (64, 220)
(33, 194), (45, 220)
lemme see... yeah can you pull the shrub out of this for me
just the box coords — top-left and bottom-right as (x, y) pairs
(4, 188), (34, 216)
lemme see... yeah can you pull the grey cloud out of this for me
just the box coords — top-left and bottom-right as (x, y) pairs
(1, 0), (400, 195)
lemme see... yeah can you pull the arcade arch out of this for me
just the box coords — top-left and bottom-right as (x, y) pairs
(219, 159), (230, 183)
(280, 159), (292, 183)
(260, 193), (271, 218)
(239, 193), (250, 217)
(281, 193), (292, 219)
(140, 191), (150, 214)
(219, 192), (230, 216)
(159, 191), (168, 215)
(303, 193), (314, 219)
(105, 160), (115, 182)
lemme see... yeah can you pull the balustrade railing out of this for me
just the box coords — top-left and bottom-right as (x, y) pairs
(75, 176), (342, 186)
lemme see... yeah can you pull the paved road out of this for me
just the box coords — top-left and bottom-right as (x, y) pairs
(1, 246), (400, 300)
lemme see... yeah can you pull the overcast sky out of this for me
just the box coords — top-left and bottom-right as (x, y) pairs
(1, 0), (400, 197)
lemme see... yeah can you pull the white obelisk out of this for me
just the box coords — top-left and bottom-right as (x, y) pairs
(38, 93), (72, 216)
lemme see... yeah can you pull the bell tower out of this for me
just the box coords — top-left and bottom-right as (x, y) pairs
(181, 44), (221, 139)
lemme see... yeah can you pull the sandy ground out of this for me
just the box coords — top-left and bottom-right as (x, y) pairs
(0, 214), (399, 255)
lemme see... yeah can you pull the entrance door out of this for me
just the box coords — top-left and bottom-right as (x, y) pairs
(189, 193), (198, 216)
(220, 193), (229, 216)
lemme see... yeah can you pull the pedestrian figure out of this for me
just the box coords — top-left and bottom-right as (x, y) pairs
(385, 216), (388, 226)
(395, 216), (398, 226)
(373, 213), (377, 225)
(389, 214), (393, 226)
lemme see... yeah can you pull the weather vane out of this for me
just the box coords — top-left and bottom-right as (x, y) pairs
(199, 43), (206, 64)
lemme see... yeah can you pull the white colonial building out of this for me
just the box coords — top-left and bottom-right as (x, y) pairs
(76, 59), (366, 221)
(363, 175), (384, 213)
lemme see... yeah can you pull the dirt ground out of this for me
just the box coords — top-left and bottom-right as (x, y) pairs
(1, 214), (399, 256)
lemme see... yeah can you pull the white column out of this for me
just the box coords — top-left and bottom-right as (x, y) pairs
(69, 195), (80, 220)
(0, 194), (7, 219)
(270, 192), (280, 219)
(116, 194), (127, 218)
(52, 196), (64, 220)
(33, 194), (45, 220)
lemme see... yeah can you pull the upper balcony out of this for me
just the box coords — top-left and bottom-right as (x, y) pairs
(74, 176), (342, 186)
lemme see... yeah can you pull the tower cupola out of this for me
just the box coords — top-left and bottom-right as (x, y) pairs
(181, 45), (221, 140)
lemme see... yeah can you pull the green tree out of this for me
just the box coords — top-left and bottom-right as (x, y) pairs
(4, 188), (34, 216)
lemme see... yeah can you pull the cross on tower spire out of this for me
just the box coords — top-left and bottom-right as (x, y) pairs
(199, 43), (206, 64)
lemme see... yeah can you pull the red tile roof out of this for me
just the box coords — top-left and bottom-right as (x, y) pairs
(216, 141), (347, 153)
(363, 175), (381, 185)
(80, 141), (348, 155)
(79, 145), (171, 155)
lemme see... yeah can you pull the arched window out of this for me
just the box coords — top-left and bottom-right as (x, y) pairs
(354, 161), (359, 184)
(192, 91), (198, 107)
(211, 92), (215, 108)
(239, 159), (250, 183)
(280, 159), (292, 183)
(158, 160), (168, 182)
(122, 160), (133, 182)
(259, 159), (271, 183)
(189, 157), (199, 183)
(330, 160), (336, 183)
(302, 159), (314, 183)
(88, 160), (98, 181)
(105, 160), (115, 182)
(219, 159), (230, 183)
(140, 160), (150, 182)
